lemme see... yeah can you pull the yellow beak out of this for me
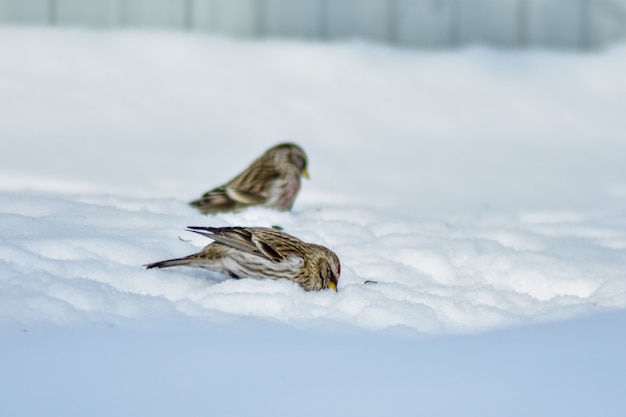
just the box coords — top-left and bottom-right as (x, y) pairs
(301, 168), (310, 179)
(328, 282), (337, 292)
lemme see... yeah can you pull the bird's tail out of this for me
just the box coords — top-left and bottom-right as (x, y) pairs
(144, 257), (193, 269)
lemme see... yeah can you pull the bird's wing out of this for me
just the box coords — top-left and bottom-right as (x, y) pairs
(189, 183), (267, 213)
(224, 158), (283, 203)
(191, 154), (282, 212)
(189, 186), (238, 212)
(186, 226), (285, 262)
(224, 186), (267, 204)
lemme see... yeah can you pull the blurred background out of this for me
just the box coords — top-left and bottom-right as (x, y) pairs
(1, 0), (626, 49)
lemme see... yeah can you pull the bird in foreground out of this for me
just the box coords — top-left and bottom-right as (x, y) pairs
(145, 226), (340, 292)
(189, 142), (309, 214)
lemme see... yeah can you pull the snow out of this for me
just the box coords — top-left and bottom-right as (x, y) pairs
(2, 313), (626, 417)
(1, 27), (626, 416)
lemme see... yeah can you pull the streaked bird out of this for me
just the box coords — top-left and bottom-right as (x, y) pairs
(189, 143), (309, 213)
(145, 226), (340, 292)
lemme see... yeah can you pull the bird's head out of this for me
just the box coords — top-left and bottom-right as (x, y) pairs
(271, 142), (309, 179)
(317, 248), (340, 292)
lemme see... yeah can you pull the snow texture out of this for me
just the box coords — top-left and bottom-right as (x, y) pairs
(1, 27), (626, 416)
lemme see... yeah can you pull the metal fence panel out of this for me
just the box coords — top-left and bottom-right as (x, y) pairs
(195, 0), (259, 36)
(55, 0), (121, 26)
(325, 0), (391, 41)
(1, 0), (626, 49)
(394, 0), (456, 47)
(457, 0), (524, 46)
(526, 0), (588, 48)
(120, 0), (187, 28)
(191, 0), (215, 31)
(0, 0), (52, 24)
(589, 0), (626, 46)
(261, 0), (324, 38)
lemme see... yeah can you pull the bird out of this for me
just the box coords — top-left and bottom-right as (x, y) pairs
(145, 226), (340, 292)
(189, 143), (309, 214)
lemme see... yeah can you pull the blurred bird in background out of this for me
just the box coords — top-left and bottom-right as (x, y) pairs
(190, 143), (309, 213)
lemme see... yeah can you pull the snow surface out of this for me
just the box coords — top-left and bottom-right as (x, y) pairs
(1, 27), (626, 416)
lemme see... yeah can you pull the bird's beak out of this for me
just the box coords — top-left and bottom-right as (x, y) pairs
(301, 168), (310, 179)
(328, 282), (337, 292)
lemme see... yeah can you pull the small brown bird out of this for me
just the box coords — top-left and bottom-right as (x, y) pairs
(145, 226), (340, 292)
(189, 143), (309, 213)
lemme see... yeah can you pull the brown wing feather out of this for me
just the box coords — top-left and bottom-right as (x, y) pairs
(186, 226), (304, 263)
(189, 153), (280, 213)
(226, 156), (280, 200)
(188, 186), (237, 212)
